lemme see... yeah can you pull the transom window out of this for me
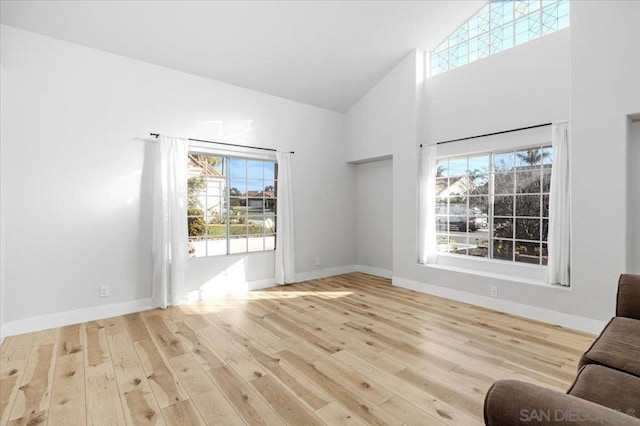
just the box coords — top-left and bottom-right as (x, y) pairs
(436, 145), (552, 265)
(187, 153), (277, 257)
(431, 0), (570, 76)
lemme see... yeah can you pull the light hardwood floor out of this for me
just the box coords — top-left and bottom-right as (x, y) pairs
(0, 272), (595, 425)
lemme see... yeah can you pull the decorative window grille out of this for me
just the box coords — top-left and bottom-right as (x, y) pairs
(187, 153), (277, 257)
(431, 0), (569, 76)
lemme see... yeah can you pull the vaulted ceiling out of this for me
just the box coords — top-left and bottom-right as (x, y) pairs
(0, 0), (486, 112)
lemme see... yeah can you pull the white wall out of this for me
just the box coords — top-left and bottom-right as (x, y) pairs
(0, 63), (6, 342)
(0, 25), (356, 331)
(348, 2), (640, 330)
(426, 30), (571, 143)
(630, 121), (640, 274)
(570, 1), (640, 308)
(355, 158), (393, 277)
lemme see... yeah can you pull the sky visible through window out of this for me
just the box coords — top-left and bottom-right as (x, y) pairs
(229, 158), (276, 193)
(431, 0), (570, 76)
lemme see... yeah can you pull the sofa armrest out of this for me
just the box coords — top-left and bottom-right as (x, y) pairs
(617, 274), (640, 320)
(484, 380), (640, 425)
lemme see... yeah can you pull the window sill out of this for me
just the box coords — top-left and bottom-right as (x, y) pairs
(421, 254), (570, 290)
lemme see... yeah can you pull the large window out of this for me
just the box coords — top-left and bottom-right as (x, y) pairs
(430, 0), (570, 76)
(436, 145), (552, 265)
(187, 153), (277, 257)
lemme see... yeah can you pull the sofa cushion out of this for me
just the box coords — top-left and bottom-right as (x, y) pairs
(617, 274), (640, 320)
(579, 317), (640, 377)
(568, 365), (640, 417)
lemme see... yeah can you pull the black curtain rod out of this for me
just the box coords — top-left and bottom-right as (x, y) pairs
(150, 133), (294, 154)
(419, 122), (552, 148)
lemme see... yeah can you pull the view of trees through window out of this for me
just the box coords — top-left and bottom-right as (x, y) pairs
(436, 145), (552, 265)
(187, 153), (277, 257)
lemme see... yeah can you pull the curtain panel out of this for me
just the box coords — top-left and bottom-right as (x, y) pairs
(418, 144), (438, 264)
(547, 122), (571, 286)
(152, 136), (189, 308)
(275, 151), (296, 284)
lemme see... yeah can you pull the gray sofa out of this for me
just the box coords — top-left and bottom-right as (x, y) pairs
(484, 274), (640, 425)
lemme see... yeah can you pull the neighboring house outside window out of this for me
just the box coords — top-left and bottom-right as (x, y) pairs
(430, 0), (570, 76)
(436, 145), (552, 266)
(187, 153), (277, 257)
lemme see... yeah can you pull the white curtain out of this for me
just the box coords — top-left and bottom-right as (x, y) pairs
(547, 122), (571, 286)
(275, 151), (296, 284)
(152, 136), (189, 307)
(418, 144), (438, 264)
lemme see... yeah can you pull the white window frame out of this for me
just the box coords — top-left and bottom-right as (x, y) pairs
(429, 126), (552, 283)
(187, 141), (278, 258)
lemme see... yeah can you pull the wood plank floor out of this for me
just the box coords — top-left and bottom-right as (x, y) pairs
(0, 272), (595, 425)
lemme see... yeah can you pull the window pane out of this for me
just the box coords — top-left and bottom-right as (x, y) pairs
(247, 179), (264, 192)
(264, 215), (276, 233)
(516, 148), (542, 167)
(468, 155), (490, 174)
(469, 196), (489, 232)
(542, 170), (551, 193)
(542, 219), (549, 241)
(188, 216), (207, 237)
(515, 195), (540, 217)
(494, 173), (514, 194)
(229, 158), (247, 179)
(470, 174), (489, 195)
(449, 157), (467, 177)
(264, 162), (276, 180)
(494, 195), (514, 216)
(515, 241), (541, 264)
(516, 170), (541, 194)
(542, 146), (554, 165)
(436, 216), (449, 232)
(468, 237), (489, 258)
(494, 152), (515, 172)
(515, 218), (541, 241)
(229, 181), (247, 196)
(265, 198), (277, 214)
(541, 243), (549, 265)
(206, 197), (225, 220)
(436, 197), (448, 215)
(207, 223), (227, 239)
(449, 235), (468, 255)
(206, 238), (227, 256)
(493, 218), (513, 239)
(493, 239), (513, 261)
(436, 234), (450, 252)
(189, 237), (206, 258)
(247, 216), (266, 234)
(247, 235), (265, 252)
(229, 236), (248, 254)
(265, 235), (276, 250)
(436, 178), (448, 194)
(447, 176), (468, 196)
(247, 160), (264, 179)
(543, 194), (550, 217)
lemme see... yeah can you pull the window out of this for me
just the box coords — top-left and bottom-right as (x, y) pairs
(187, 153), (277, 257)
(435, 145), (552, 265)
(430, 0), (570, 76)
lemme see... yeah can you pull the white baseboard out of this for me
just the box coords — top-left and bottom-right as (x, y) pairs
(2, 298), (154, 338)
(393, 276), (607, 335)
(356, 265), (393, 279)
(295, 265), (358, 283)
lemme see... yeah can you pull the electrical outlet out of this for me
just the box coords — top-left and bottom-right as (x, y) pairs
(99, 284), (110, 298)
(490, 286), (498, 298)
(315, 257), (321, 266)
